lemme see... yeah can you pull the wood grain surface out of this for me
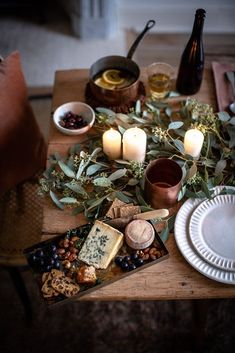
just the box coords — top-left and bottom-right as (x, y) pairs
(42, 68), (235, 300)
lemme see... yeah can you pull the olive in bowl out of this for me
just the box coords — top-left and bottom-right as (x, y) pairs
(53, 101), (95, 136)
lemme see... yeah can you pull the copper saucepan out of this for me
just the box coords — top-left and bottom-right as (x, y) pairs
(89, 20), (156, 106)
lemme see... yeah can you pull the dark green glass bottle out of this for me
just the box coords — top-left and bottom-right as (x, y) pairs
(176, 9), (206, 95)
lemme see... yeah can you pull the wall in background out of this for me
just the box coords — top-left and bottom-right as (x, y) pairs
(117, 0), (235, 33)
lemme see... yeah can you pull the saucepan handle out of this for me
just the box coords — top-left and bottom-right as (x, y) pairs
(127, 19), (156, 60)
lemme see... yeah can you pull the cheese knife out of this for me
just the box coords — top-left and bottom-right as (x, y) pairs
(104, 208), (169, 228)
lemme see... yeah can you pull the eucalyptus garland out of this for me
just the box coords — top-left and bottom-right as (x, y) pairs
(39, 98), (235, 242)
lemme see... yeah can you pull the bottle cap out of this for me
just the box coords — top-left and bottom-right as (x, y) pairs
(196, 9), (206, 17)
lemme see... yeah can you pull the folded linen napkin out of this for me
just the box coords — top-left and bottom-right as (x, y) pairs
(212, 61), (235, 112)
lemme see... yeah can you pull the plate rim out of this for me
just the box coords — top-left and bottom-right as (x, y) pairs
(189, 194), (235, 271)
(174, 186), (235, 285)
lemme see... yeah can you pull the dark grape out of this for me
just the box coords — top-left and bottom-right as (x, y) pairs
(124, 255), (131, 262)
(121, 261), (129, 270)
(54, 261), (60, 269)
(128, 263), (136, 271)
(135, 258), (144, 267)
(131, 253), (139, 261)
(115, 256), (123, 265)
(52, 253), (58, 260)
(50, 244), (57, 253)
(35, 249), (44, 258)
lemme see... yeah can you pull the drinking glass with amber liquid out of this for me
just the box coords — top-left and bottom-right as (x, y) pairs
(147, 62), (174, 99)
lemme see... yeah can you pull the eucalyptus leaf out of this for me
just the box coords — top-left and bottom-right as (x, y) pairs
(135, 100), (141, 115)
(58, 161), (76, 178)
(203, 159), (216, 168)
(168, 121), (184, 130)
(76, 159), (85, 179)
(217, 111), (230, 122)
(165, 107), (172, 118)
(127, 178), (139, 186)
(43, 164), (55, 178)
(90, 147), (102, 160)
(72, 205), (84, 215)
(65, 182), (87, 196)
(115, 191), (130, 203)
(59, 197), (78, 204)
(227, 125), (235, 148)
(116, 113), (133, 123)
(229, 117), (235, 125)
(86, 164), (103, 176)
(108, 168), (127, 181)
(132, 116), (147, 124)
(173, 139), (185, 154)
(93, 177), (112, 187)
(178, 185), (186, 201)
(87, 195), (109, 210)
(115, 159), (130, 165)
(54, 152), (61, 161)
(187, 163), (197, 180)
(118, 125), (126, 135)
(49, 190), (64, 210)
(201, 181), (212, 199)
(96, 107), (116, 119)
(135, 186), (148, 207)
(215, 159), (226, 176)
(67, 156), (75, 170)
(168, 91), (180, 98)
(160, 225), (169, 243)
(140, 206), (154, 212)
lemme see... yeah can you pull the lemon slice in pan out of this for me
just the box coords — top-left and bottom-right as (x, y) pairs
(102, 69), (125, 85)
(94, 77), (115, 90)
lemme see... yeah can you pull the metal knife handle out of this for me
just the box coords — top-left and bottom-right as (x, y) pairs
(133, 209), (169, 220)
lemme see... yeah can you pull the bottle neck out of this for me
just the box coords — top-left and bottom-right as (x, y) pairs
(191, 10), (206, 39)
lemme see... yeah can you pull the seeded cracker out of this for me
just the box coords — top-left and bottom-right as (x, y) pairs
(105, 198), (126, 219)
(119, 205), (141, 218)
(51, 276), (80, 297)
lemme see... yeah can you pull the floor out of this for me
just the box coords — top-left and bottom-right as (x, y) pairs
(0, 5), (235, 353)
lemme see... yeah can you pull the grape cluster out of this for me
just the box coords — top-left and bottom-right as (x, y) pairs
(60, 111), (88, 130)
(115, 253), (144, 272)
(28, 244), (60, 273)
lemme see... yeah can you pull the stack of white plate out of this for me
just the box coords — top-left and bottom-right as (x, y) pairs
(174, 186), (235, 285)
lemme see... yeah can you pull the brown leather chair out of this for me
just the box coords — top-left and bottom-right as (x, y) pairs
(0, 52), (47, 319)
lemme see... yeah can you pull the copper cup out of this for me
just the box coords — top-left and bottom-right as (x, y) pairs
(144, 158), (183, 209)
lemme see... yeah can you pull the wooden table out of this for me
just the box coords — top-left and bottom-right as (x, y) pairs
(42, 68), (235, 301)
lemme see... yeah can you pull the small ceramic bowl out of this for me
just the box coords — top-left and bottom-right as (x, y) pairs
(53, 101), (95, 136)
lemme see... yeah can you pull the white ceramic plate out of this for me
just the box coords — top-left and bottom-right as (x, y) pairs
(189, 195), (235, 271)
(174, 187), (235, 285)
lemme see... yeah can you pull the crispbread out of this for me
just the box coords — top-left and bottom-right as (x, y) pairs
(41, 269), (65, 298)
(119, 205), (140, 218)
(106, 198), (126, 219)
(51, 276), (80, 297)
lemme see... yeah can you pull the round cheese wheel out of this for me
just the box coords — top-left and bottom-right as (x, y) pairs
(125, 220), (155, 250)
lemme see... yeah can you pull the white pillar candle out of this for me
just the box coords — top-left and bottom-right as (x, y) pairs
(184, 128), (204, 158)
(123, 127), (147, 162)
(102, 128), (122, 160)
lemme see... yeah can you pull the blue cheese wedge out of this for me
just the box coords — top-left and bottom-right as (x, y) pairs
(78, 220), (124, 269)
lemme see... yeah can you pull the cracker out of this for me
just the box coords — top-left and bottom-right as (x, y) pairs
(119, 205), (141, 218)
(105, 198), (126, 219)
(41, 269), (64, 298)
(42, 272), (49, 284)
(51, 276), (80, 298)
